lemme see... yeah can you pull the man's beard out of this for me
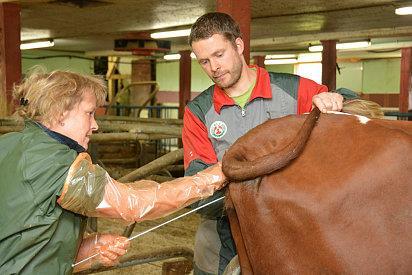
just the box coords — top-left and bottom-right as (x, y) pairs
(213, 59), (243, 89)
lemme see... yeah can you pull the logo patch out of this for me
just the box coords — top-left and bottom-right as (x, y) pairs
(210, 121), (227, 139)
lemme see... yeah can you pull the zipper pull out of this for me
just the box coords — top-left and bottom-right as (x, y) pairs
(241, 108), (246, 117)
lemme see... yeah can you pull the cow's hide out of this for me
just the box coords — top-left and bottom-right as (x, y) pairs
(222, 111), (412, 275)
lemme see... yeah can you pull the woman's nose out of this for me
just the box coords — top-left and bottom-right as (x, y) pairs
(91, 116), (98, 131)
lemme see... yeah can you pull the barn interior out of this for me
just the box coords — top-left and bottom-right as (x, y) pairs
(0, 0), (411, 274)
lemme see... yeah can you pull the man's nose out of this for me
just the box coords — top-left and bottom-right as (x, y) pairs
(210, 59), (220, 72)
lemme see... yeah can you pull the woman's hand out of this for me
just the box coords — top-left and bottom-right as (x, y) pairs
(198, 162), (227, 190)
(73, 233), (129, 272)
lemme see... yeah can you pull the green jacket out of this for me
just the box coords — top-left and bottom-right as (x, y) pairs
(0, 121), (86, 274)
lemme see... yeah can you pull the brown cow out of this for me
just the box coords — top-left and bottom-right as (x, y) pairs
(222, 108), (412, 274)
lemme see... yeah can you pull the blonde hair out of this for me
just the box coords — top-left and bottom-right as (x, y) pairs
(13, 67), (107, 125)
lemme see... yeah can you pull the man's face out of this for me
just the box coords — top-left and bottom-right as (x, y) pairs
(192, 34), (243, 89)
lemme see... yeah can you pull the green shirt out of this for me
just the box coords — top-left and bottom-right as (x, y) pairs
(0, 121), (86, 274)
(231, 72), (257, 109)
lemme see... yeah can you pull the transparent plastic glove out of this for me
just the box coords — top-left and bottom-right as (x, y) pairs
(73, 233), (129, 273)
(96, 161), (227, 222)
(58, 153), (227, 223)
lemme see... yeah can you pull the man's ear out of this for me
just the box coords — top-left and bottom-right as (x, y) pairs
(235, 37), (244, 55)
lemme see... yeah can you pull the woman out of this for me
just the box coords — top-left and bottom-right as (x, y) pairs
(0, 69), (226, 274)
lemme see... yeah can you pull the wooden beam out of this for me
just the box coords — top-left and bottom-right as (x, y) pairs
(216, 0), (251, 64)
(399, 48), (411, 114)
(321, 40), (336, 91)
(178, 50), (191, 119)
(0, 3), (21, 116)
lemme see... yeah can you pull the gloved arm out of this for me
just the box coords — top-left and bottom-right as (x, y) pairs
(73, 233), (129, 273)
(57, 153), (227, 222)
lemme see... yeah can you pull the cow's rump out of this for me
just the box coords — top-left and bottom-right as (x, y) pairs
(222, 112), (412, 275)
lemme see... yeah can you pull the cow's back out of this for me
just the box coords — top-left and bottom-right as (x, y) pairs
(225, 113), (412, 274)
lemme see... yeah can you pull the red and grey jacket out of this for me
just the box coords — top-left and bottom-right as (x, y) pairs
(183, 66), (327, 177)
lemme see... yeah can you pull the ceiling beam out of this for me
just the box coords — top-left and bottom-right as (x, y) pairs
(251, 26), (412, 47)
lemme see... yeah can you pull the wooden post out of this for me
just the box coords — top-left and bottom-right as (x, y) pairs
(130, 60), (153, 116)
(0, 3), (21, 116)
(179, 50), (191, 119)
(399, 47), (411, 119)
(321, 40), (337, 91)
(216, 0), (251, 64)
(253, 55), (265, 68)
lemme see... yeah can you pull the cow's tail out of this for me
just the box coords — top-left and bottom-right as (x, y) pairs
(342, 99), (384, 119)
(222, 107), (321, 182)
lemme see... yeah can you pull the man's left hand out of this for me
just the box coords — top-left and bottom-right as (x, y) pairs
(312, 92), (343, 113)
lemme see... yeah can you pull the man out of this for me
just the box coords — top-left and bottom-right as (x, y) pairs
(182, 12), (343, 275)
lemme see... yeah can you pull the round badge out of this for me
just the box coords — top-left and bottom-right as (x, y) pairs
(210, 121), (227, 139)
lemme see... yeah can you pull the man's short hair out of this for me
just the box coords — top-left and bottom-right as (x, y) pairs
(189, 12), (241, 46)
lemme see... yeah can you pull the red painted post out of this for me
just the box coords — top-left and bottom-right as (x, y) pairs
(321, 40), (337, 91)
(253, 55), (265, 68)
(399, 48), (411, 117)
(0, 3), (21, 116)
(179, 50), (191, 119)
(216, 0), (251, 64)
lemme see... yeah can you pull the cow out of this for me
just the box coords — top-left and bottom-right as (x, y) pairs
(222, 105), (412, 274)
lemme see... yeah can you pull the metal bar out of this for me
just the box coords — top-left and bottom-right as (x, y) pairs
(73, 196), (225, 268)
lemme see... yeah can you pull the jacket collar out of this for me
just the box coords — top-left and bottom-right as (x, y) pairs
(213, 65), (272, 114)
(31, 121), (86, 153)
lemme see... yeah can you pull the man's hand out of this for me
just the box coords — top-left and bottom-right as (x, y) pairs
(312, 92), (343, 113)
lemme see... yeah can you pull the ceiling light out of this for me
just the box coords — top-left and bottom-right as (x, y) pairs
(163, 52), (197, 60)
(164, 54), (181, 60)
(336, 41), (371, 50)
(395, 6), (412, 15)
(308, 45), (324, 52)
(308, 41), (371, 52)
(151, 29), (191, 39)
(264, 58), (298, 65)
(265, 54), (296, 59)
(297, 53), (322, 62)
(20, 39), (54, 50)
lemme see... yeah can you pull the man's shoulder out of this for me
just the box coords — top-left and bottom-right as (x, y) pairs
(186, 85), (215, 121)
(268, 71), (300, 84)
(267, 71), (301, 99)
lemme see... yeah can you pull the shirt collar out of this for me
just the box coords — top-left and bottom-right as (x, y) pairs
(213, 65), (272, 114)
(33, 121), (86, 153)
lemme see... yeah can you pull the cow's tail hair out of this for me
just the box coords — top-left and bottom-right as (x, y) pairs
(342, 99), (384, 119)
(222, 107), (321, 182)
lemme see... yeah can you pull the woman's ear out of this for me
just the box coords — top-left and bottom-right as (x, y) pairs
(58, 111), (69, 127)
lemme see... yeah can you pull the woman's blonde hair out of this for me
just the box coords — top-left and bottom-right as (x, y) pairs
(13, 67), (107, 125)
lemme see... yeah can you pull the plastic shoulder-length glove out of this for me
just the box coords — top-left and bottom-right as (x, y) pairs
(73, 233), (129, 273)
(57, 153), (226, 223)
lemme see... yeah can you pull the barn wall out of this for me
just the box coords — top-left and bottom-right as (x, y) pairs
(19, 53), (401, 97)
(362, 59), (400, 93)
(21, 49), (94, 74)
